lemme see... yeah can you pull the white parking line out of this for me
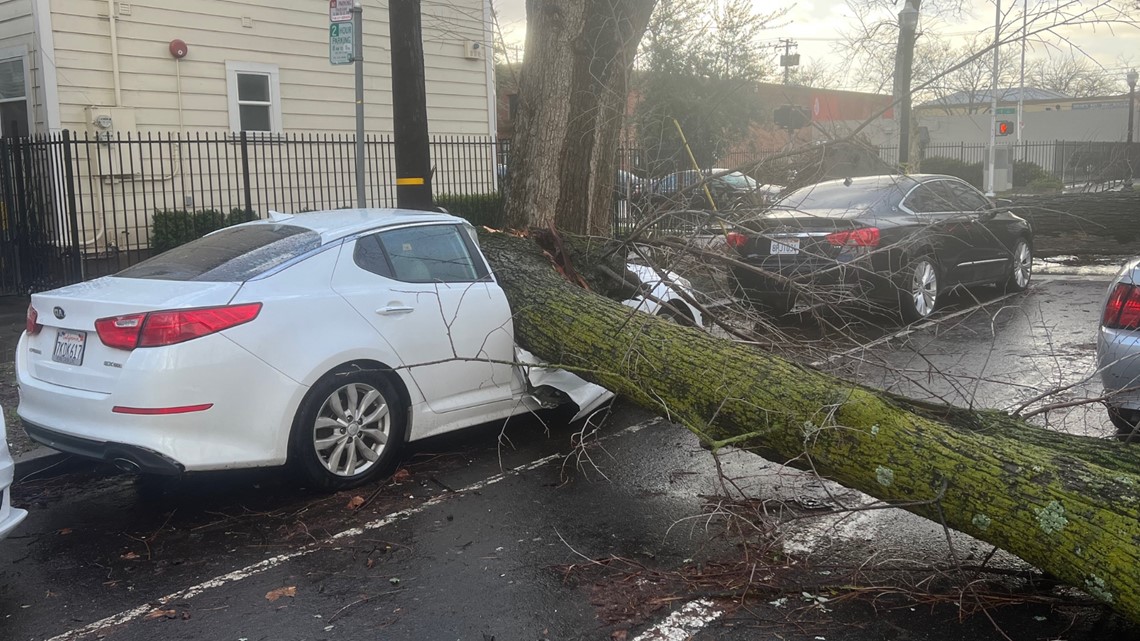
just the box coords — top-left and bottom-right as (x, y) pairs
(631, 599), (723, 641)
(45, 418), (666, 641)
(810, 291), (1020, 367)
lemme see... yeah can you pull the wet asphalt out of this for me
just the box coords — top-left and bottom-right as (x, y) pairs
(2, 274), (1137, 641)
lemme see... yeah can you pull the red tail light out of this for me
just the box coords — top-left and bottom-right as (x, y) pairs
(26, 305), (42, 336)
(826, 227), (880, 247)
(725, 232), (748, 249)
(1104, 283), (1140, 330)
(96, 303), (262, 351)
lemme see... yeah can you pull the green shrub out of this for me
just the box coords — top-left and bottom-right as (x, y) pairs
(151, 209), (197, 253)
(151, 207), (262, 253)
(435, 194), (505, 228)
(1012, 160), (1051, 188)
(920, 156), (983, 188)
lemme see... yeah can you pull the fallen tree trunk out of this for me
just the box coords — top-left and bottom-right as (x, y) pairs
(480, 230), (1140, 623)
(1008, 191), (1140, 257)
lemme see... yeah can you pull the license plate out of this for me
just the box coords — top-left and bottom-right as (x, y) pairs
(770, 238), (800, 255)
(52, 330), (86, 366)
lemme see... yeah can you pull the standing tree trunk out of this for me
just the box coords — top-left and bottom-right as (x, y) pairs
(478, 230), (1140, 624)
(505, 0), (656, 234)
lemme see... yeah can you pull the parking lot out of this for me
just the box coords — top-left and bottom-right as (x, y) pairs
(1, 270), (1134, 641)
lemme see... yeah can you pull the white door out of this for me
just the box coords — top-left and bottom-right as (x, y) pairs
(331, 223), (519, 413)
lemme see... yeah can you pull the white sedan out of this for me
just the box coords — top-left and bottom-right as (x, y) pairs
(0, 409), (28, 540)
(17, 209), (701, 489)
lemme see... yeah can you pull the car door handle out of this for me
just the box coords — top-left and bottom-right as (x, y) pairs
(376, 306), (414, 316)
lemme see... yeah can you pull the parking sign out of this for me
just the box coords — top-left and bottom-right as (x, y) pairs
(329, 0), (353, 22)
(329, 22), (354, 65)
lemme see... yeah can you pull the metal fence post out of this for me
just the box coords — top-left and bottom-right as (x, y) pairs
(60, 130), (82, 280)
(239, 130), (253, 215)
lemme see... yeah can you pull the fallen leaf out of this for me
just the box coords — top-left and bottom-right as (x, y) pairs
(120, 551), (139, 560)
(611, 632), (628, 641)
(366, 558), (375, 569)
(57, 528), (72, 535)
(346, 495), (365, 510)
(265, 586), (297, 602)
(392, 468), (411, 483)
(144, 609), (177, 620)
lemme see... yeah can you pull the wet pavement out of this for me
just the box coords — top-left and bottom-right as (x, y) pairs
(1, 274), (1136, 641)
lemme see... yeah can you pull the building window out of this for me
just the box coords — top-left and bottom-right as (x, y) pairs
(225, 61), (282, 133)
(0, 48), (30, 139)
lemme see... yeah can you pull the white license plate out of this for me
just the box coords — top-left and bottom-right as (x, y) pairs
(770, 238), (800, 255)
(52, 330), (86, 366)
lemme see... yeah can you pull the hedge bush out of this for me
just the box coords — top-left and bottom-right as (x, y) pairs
(151, 207), (257, 253)
(435, 194), (505, 228)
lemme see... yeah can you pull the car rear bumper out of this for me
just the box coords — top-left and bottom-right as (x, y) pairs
(0, 450), (27, 540)
(15, 332), (308, 472)
(731, 257), (893, 299)
(1098, 326), (1140, 410)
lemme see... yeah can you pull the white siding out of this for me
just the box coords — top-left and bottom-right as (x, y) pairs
(47, 0), (493, 136)
(0, 0), (42, 132)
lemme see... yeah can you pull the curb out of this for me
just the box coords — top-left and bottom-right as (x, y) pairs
(13, 447), (75, 481)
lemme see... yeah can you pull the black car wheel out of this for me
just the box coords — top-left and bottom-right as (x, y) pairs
(899, 255), (940, 323)
(290, 367), (407, 490)
(1000, 238), (1032, 293)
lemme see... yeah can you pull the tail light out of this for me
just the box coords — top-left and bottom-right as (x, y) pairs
(26, 305), (42, 336)
(826, 227), (880, 247)
(725, 232), (748, 249)
(1104, 283), (1140, 330)
(96, 303), (262, 351)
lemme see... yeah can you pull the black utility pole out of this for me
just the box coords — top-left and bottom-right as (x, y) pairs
(388, 0), (433, 210)
(778, 39), (799, 85)
(894, 1), (919, 167)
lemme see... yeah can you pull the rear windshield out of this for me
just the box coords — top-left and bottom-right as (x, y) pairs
(118, 224), (322, 282)
(775, 182), (895, 214)
(718, 172), (757, 190)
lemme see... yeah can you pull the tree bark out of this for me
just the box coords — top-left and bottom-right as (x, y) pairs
(1010, 191), (1140, 255)
(479, 229), (1140, 623)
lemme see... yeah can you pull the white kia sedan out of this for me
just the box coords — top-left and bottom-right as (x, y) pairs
(0, 409), (27, 540)
(16, 209), (699, 489)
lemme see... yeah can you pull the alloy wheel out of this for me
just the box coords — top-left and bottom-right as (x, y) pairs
(313, 382), (390, 477)
(1013, 241), (1031, 289)
(911, 259), (938, 318)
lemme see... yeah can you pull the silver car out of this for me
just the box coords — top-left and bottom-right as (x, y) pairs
(0, 408), (27, 540)
(1097, 258), (1140, 439)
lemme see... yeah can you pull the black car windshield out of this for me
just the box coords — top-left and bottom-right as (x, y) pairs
(774, 182), (895, 214)
(117, 224), (322, 282)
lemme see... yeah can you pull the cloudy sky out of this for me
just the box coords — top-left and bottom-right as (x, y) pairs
(490, 0), (1138, 91)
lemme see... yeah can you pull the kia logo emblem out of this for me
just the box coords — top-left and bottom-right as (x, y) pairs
(53, 306), (65, 320)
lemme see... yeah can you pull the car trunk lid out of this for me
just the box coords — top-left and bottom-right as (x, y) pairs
(25, 277), (241, 394)
(739, 211), (868, 261)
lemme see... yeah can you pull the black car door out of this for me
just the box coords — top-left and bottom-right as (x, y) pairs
(944, 180), (1010, 282)
(901, 181), (976, 284)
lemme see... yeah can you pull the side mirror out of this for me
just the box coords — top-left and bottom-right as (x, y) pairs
(993, 197), (1013, 208)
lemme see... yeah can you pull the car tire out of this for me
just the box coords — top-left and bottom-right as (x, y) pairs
(1108, 406), (1140, 442)
(289, 367), (407, 490)
(899, 255), (940, 324)
(1000, 238), (1032, 293)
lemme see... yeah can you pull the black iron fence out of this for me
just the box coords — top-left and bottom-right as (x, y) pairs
(0, 132), (1135, 294)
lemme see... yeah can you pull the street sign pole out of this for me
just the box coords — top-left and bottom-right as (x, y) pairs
(352, 1), (365, 209)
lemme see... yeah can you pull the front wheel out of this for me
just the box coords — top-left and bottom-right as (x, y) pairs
(1000, 238), (1032, 293)
(1108, 406), (1140, 442)
(899, 256), (940, 323)
(290, 369), (406, 490)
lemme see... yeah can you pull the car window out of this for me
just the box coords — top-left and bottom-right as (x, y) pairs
(376, 225), (488, 283)
(925, 181), (964, 212)
(902, 184), (941, 214)
(718, 172), (757, 190)
(118, 224), (321, 282)
(777, 182), (892, 213)
(353, 234), (394, 278)
(946, 181), (990, 211)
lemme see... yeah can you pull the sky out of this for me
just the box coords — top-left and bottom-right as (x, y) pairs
(490, 0), (1139, 93)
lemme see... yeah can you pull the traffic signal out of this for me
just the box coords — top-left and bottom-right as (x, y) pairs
(774, 104), (810, 131)
(997, 120), (1013, 136)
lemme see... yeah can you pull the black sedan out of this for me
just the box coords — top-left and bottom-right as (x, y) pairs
(726, 174), (1033, 322)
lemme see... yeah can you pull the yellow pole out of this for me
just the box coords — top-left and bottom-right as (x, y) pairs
(671, 118), (717, 210)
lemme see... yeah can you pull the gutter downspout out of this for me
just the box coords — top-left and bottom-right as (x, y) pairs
(107, 0), (122, 106)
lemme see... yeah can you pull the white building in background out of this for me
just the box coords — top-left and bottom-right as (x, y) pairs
(0, 0), (497, 138)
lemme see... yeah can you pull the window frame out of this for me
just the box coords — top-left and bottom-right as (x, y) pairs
(0, 45), (32, 138)
(225, 61), (282, 135)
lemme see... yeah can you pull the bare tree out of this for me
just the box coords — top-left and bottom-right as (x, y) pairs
(1029, 55), (1124, 97)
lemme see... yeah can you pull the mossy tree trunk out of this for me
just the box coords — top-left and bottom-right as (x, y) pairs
(479, 230), (1140, 623)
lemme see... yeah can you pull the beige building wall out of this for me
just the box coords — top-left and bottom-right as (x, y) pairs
(46, 0), (495, 136)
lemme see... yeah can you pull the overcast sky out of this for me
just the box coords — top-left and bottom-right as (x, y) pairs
(490, 0), (1139, 92)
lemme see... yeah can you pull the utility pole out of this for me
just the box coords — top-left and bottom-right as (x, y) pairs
(389, 0), (434, 210)
(778, 39), (799, 85)
(986, 0), (1001, 197)
(352, 1), (365, 209)
(895, 1), (919, 167)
